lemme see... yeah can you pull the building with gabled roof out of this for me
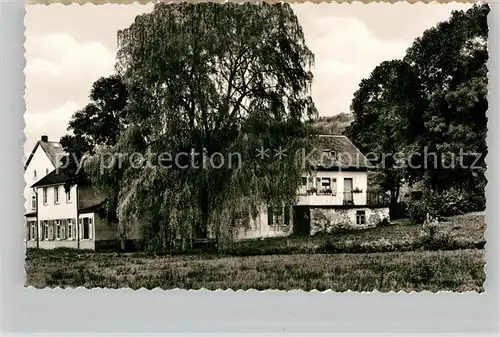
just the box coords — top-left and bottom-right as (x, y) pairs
(27, 166), (119, 250)
(234, 134), (390, 239)
(24, 135), (66, 218)
(25, 134), (389, 250)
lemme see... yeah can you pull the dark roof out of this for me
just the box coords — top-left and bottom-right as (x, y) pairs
(24, 140), (66, 171)
(79, 200), (107, 213)
(30, 169), (68, 188)
(307, 135), (372, 170)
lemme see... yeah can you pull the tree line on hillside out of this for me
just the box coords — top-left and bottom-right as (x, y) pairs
(314, 113), (354, 135)
(346, 4), (489, 221)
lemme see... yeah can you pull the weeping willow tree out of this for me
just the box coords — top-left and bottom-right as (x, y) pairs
(85, 2), (318, 251)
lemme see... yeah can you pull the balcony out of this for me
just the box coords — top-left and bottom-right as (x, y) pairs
(297, 190), (390, 207)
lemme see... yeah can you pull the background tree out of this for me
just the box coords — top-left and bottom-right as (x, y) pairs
(61, 75), (128, 155)
(347, 4), (489, 217)
(404, 4), (488, 202)
(82, 2), (317, 251)
(60, 74), (128, 219)
(346, 60), (424, 216)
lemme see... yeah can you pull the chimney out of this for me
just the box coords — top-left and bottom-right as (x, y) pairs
(41, 135), (48, 142)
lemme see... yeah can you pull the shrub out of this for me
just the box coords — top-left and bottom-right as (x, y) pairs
(407, 198), (436, 224)
(407, 188), (476, 223)
(417, 214), (457, 250)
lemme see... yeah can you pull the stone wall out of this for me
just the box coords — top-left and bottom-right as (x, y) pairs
(310, 207), (389, 235)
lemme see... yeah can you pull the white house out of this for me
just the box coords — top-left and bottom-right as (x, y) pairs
(24, 135), (120, 251)
(27, 168), (119, 250)
(24, 135), (65, 244)
(234, 135), (390, 239)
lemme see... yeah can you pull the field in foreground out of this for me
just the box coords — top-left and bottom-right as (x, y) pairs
(26, 249), (485, 292)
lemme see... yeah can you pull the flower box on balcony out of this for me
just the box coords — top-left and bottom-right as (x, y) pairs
(306, 188), (317, 195)
(318, 189), (333, 195)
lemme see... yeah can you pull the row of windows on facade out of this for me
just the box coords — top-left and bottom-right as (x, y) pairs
(33, 168), (50, 180)
(231, 206), (291, 227)
(26, 218), (93, 241)
(31, 186), (71, 209)
(300, 177), (358, 196)
(266, 207), (366, 226)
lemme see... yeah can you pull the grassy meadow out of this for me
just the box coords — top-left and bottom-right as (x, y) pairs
(25, 213), (486, 291)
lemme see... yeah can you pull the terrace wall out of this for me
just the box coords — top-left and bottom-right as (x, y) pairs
(310, 207), (389, 235)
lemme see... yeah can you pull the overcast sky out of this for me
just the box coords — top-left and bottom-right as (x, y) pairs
(24, 3), (471, 153)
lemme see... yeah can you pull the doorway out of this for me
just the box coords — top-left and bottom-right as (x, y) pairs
(293, 206), (311, 236)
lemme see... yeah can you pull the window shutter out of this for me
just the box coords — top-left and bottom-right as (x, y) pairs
(73, 219), (77, 240)
(48, 220), (54, 240)
(267, 206), (273, 226)
(78, 218), (82, 239)
(89, 218), (93, 240)
(284, 206), (290, 226)
(61, 220), (66, 239)
(63, 219), (68, 239)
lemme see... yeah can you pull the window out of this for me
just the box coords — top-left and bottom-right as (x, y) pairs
(54, 187), (59, 204)
(331, 178), (337, 195)
(48, 221), (54, 240)
(30, 222), (36, 240)
(33, 170), (37, 179)
(67, 219), (73, 240)
(267, 206), (290, 227)
(31, 194), (36, 210)
(46, 168), (49, 175)
(321, 150), (336, 166)
(301, 177), (307, 186)
(321, 177), (331, 189)
(55, 220), (61, 240)
(232, 212), (244, 228)
(61, 220), (66, 240)
(320, 177), (332, 194)
(274, 207), (284, 226)
(356, 210), (366, 225)
(26, 221), (31, 240)
(66, 189), (71, 203)
(43, 188), (48, 205)
(43, 221), (49, 240)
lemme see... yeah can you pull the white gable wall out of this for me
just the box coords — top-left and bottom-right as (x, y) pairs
(297, 170), (368, 206)
(37, 184), (78, 221)
(36, 184), (79, 249)
(24, 145), (57, 214)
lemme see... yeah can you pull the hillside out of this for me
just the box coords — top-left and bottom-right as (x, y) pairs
(313, 112), (354, 135)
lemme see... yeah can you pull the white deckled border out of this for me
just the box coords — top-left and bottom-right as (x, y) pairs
(1, 0), (499, 335)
